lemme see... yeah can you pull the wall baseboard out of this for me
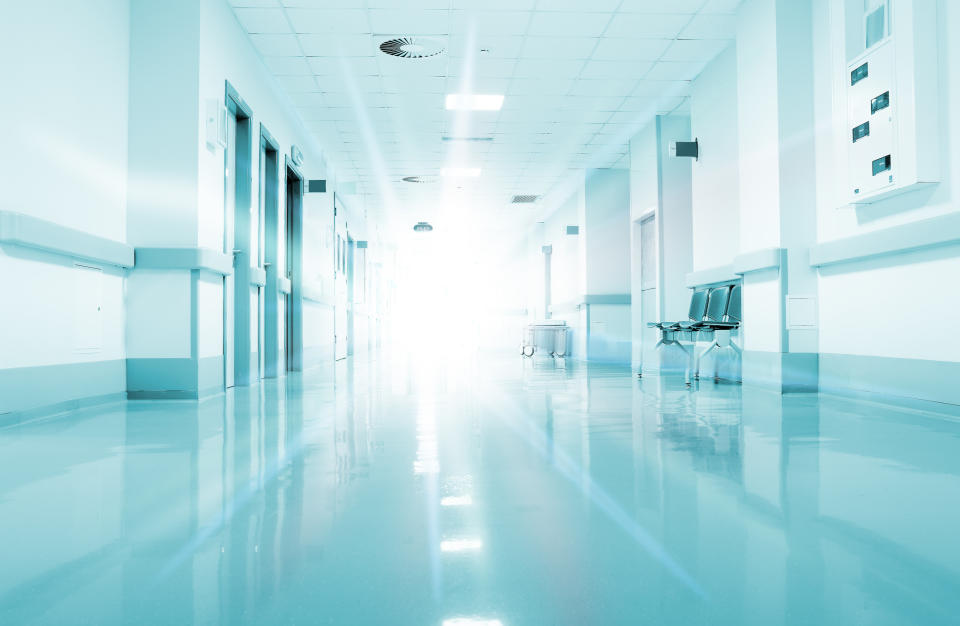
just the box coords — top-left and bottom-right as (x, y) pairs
(742, 351), (819, 393)
(0, 392), (126, 428)
(0, 359), (127, 420)
(819, 353), (960, 409)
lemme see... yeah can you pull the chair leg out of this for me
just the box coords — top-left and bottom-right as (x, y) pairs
(695, 341), (718, 380)
(729, 339), (743, 383)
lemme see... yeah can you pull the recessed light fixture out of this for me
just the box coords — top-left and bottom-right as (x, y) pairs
(440, 538), (483, 552)
(440, 495), (473, 507)
(441, 136), (494, 142)
(441, 167), (481, 178)
(445, 94), (505, 111)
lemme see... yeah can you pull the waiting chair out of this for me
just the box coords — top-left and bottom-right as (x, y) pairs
(646, 289), (709, 382)
(692, 284), (742, 382)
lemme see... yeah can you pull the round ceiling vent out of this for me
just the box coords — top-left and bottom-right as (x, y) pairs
(402, 175), (438, 184)
(413, 221), (434, 232)
(380, 37), (445, 59)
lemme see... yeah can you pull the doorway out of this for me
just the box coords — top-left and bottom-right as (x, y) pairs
(638, 214), (658, 373)
(334, 195), (348, 361)
(223, 83), (253, 388)
(346, 234), (355, 357)
(260, 125), (281, 378)
(284, 159), (303, 372)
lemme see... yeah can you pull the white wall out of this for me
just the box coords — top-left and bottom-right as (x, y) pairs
(0, 0), (129, 377)
(583, 169), (631, 296)
(812, 0), (960, 363)
(658, 115), (694, 324)
(736, 0), (781, 252)
(690, 43), (740, 271)
(629, 121), (659, 369)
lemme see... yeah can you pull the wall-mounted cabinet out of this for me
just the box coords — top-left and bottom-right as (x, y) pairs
(839, 0), (940, 205)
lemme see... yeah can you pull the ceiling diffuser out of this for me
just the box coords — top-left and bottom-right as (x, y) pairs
(379, 37), (445, 59)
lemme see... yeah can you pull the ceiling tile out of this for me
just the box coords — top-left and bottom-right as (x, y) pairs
(618, 0), (703, 12)
(262, 55), (311, 74)
(233, 8), (292, 33)
(604, 12), (691, 38)
(513, 58), (583, 78)
(527, 12), (611, 38)
(679, 13), (738, 39)
(369, 9), (450, 35)
(644, 60), (707, 81)
(580, 59), (653, 79)
(298, 34), (375, 57)
(250, 34), (302, 56)
(701, 0), (743, 13)
(276, 75), (320, 92)
(448, 11), (532, 37)
(661, 38), (729, 62)
(536, 0), (621, 9)
(286, 9), (369, 33)
(308, 56), (380, 76)
(521, 37), (599, 60)
(569, 78), (637, 97)
(591, 37), (670, 61)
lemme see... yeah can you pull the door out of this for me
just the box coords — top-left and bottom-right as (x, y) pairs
(284, 168), (303, 372)
(224, 113), (237, 388)
(639, 215), (658, 371)
(346, 235), (355, 357)
(334, 197), (348, 361)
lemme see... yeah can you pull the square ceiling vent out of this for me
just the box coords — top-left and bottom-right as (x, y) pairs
(511, 194), (539, 204)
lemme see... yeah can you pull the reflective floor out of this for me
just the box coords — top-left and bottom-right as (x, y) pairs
(2, 350), (959, 625)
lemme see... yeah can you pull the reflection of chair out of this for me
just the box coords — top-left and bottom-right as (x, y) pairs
(692, 284), (742, 382)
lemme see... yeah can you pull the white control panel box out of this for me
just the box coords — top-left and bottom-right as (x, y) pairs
(847, 40), (896, 198)
(842, 0), (940, 205)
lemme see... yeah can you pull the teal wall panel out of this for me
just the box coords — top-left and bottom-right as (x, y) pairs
(197, 355), (224, 394)
(743, 351), (818, 393)
(126, 357), (198, 398)
(820, 353), (960, 409)
(0, 360), (126, 421)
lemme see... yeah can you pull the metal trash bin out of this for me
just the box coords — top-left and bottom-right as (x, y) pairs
(521, 320), (568, 357)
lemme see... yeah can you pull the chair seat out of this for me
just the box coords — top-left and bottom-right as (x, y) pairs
(695, 321), (739, 330)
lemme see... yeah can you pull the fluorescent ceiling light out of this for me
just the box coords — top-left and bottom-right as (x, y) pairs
(442, 620), (504, 626)
(440, 495), (473, 507)
(440, 538), (483, 552)
(445, 94), (505, 111)
(441, 167), (481, 178)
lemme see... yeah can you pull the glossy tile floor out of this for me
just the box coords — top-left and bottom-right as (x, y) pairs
(2, 350), (959, 625)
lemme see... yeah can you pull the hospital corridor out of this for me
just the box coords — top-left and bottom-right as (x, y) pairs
(1, 0), (959, 624)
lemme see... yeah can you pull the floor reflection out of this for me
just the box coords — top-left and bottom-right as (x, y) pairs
(1, 351), (959, 625)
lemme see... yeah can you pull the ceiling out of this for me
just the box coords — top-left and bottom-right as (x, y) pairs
(227, 0), (740, 237)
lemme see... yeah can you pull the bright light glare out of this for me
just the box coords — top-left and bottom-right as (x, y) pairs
(440, 495), (473, 507)
(445, 94), (504, 111)
(440, 538), (483, 552)
(441, 167), (481, 177)
(442, 620), (503, 626)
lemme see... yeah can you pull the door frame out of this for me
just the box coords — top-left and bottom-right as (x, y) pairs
(284, 156), (304, 372)
(224, 81), (254, 388)
(260, 124), (281, 378)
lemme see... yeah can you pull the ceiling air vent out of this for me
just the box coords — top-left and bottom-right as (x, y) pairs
(402, 175), (438, 184)
(413, 221), (434, 232)
(511, 195), (539, 204)
(380, 37), (445, 59)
